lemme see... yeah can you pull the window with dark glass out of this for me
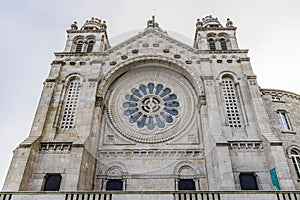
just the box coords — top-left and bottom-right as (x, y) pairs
(220, 38), (227, 50)
(291, 150), (300, 179)
(75, 41), (83, 53)
(43, 174), (62, 191)
(106, 179), (123, 191)
(87, 40), (95, 53)
(178, 179), (196, 190)
(239, 173), (258, 190)
(208, 39), (216, 50)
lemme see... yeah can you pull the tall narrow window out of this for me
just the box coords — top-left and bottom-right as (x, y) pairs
(43, 174), (62, 191)
(87, 40), (95, 53)
(75, 41), (83, 52)
(239, 173), (258, 190)
(106, 179), (123, 191)
(178, 179), (196, 190)
(277, 111), (292, 131)
(220, 38), (227, 50)
(291, 150), (300, 179)
(208, 38), (216, 50)
(222, 77), (242, 128)
(60, 78), (81, 129)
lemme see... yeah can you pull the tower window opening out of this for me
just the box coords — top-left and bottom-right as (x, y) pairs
(239, 173), (258, 190)
(291, 150), (300, 179)
(87, 40), (95, 53)
(220, 38), (227, 50)
(208, 39), (216, 50)
(75, 41), (83, 53)
(43, 174), (62, 191)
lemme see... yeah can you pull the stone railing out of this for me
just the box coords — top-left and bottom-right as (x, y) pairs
(1, 191), (300, 200)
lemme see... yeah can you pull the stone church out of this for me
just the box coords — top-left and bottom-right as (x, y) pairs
(2, 16), (300, 199)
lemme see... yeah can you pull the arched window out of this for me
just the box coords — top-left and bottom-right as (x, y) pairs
(105, 167), (124, 191)
(176, 165), (197, 190)
(276, 111), (292, 131)
(43, 174), (62, 191)
(87, 40), (95, 53)
(208, 38), (216, 50)
(222, 76), (243, 128)
(75, 40), (83, 53)
(60, 77), (81, 129)
(291, 150), (300, 179)
(220, 38), (227, 50)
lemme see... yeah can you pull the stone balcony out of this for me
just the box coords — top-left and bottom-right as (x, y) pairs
(1, 191), (299, 200)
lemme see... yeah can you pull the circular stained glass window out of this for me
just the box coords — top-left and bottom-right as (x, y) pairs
(108, 66), (196, 143)
(123, 83), (180, 130)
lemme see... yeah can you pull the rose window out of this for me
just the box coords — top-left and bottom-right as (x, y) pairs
(122, 83), (180, 130)
(107, 66), (196, 143)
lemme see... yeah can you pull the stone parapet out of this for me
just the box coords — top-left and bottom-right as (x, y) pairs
(1, 191), (299, 200)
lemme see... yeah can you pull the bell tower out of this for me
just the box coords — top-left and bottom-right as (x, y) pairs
(64, 17), (110, 53)
(193, 15), (239, 50)
(3, 17), (111, 192)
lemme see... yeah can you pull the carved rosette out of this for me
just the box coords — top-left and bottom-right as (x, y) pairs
(108, 66), (196, 143)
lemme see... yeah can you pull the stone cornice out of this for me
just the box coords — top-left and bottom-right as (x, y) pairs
(66, 29), (105, 34)
(54, 50), (248, 58)
(54, 52), (104, 57)
(204, 49), (248, 54)
(97, 149), (203, 159)
(196, 27), (237, 31)
(228, 140), (264, 151)
(261, 88), (300, 100)
(39, 142), (73, 153)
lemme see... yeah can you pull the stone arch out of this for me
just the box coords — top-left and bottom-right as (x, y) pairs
(287, 145), (300, 159)
(207, 32), (217, 39)
(64, 73), (83, 83)
(174, 161), (200, 176)
(73, 35), (84, 43)
(97, 55), (204, 100)
(85, 34), (96, 41)
(219, 71), (239, 82)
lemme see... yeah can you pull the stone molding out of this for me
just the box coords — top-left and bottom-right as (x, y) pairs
(261, 88), (300, 100)
(229, 141), (263, 151)
(97, 149), (203, 159)
(96, 173), (206, 179)
(39, 142), (72, 153)
(97, 55), (203, 98)
(107, 66), (197, 143)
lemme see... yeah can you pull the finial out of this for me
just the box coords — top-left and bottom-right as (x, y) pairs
(226, 18), (233, 27)
(70, 21), (78, 30)
(196, 18), (203, 27)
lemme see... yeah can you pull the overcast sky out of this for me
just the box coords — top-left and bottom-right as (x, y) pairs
(1, 0), (300, 189)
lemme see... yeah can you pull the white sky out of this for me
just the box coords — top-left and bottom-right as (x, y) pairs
(1, 0), (300, 189)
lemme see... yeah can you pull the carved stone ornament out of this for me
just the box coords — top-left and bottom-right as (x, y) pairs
(108, 66), (196, 143)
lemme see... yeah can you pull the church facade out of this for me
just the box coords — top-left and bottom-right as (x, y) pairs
(2, 16), (300, 199)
